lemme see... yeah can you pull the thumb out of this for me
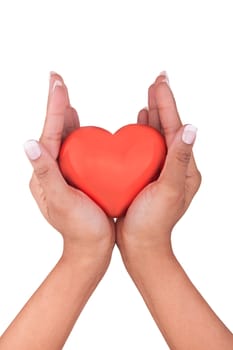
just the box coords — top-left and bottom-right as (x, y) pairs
(24, 139), (66, 198)
(160, 124), (197, 188)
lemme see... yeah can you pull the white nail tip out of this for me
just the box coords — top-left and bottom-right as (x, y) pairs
(161, 77), (169, 85)
(160, 70), (169, 81)
(50, 71), (58, 76)
(52, 79), (63, 92)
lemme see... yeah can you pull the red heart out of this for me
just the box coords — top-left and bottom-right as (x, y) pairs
(58, 124), (167, 217)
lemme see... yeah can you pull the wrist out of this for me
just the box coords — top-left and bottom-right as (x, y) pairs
(62, 237), (114, 277)
(118, 237), (174, 278)
(118, 226), (172, 259)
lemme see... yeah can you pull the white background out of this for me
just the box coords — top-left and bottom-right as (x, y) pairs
(0, 0), (232, 348)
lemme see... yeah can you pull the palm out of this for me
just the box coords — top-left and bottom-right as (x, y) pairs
(32, 74), (115, 245)
(34, 176), (114, 243)
(66, 187), (115, 242)
(117, 181), (157, 233)
(59, 111), (114, 241)
(116, 73), (200, 246)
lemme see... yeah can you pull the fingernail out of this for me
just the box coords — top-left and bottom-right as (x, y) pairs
(160, 70), (169, 85)
(24, 140), (41, 160)
(182, 125), (197, 144)
(50, 71), (58, 77)
(52, 79), (63, 92)
(160, 70), (169, 80)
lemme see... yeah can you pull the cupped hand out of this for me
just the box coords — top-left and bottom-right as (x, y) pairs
(116, 72), (201, 256)
(24, 73), (115, 264)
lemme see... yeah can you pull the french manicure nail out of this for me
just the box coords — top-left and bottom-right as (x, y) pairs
(160, 70), (169, 77)
(161, 77), (169, 85)
(50, 71), (58, 77)
(160, 70), (169, 82)
(52, 79), (63, 92)
(182, 125), (197, 144)
(24, 140), (41, 160)
(159, 71), (169, 86)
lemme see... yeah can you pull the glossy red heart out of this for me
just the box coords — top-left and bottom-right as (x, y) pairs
(58, 124), (167, 217)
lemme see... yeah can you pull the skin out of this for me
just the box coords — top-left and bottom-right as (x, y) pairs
(0, 72), (232, 349)
(0, 73), (115, 350)
(116, 74), (233, 349)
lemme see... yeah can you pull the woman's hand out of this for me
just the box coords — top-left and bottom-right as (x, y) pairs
(115, 73), (233, 350)
(0, 73), (116, 350)
(25, 73), (115, 265)
(116, 72), (201, 256)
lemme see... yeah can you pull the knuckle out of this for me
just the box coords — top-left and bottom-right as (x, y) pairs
(156, 99), (175, 118)
(176, 149), (191, 165)
(29, 175), (39, 195)
(168, 187), (185, 203)
(29, 178), (34, 192)
(34, 165), (51, 179)
(196, 169), (202, 183)
(162, 124), (176, 136)
(40, 130), (62, 143)
(194, 170), (202, 190)
(188, 168), (202, 187)
(160, 183), (185, 204)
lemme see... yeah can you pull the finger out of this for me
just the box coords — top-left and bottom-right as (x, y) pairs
(155, 72), (199, 176)
(29, 173), (49, 219)
(50, 73), (80, 139)
(24, 140), (68, 203)
(29, 173), (40, 202)
(154, 70), (170, 86)
(154, 76), (182, 147)
(62, 106), (80, 140)
(47, 72), (67, 104)
(40, 77), (68, 159)
(148, 83), (161, 131)
(46, 72), (69, 118)
(137, 108), (149, 125)
(160, 125), (197, 189)
(147, 71), (170, 131)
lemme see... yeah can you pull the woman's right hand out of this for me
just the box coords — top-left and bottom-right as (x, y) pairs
(24, 73), (115, 268)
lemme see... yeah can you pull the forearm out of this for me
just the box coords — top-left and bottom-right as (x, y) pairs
(122, 246), (233, 350)
(0, 253), (109, 350)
